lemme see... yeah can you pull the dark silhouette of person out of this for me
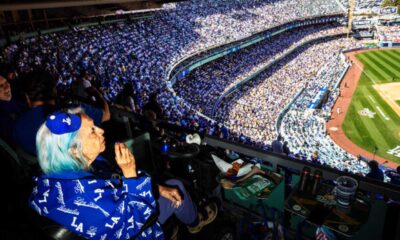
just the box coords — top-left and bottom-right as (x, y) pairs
(115, 83), (137, 112)
(283, 141), (290, 155)
(143, 93), (163, 120)
(366, 160), (384, 181)
(387, 166), (400, 186)
(271, 135), (283, 154)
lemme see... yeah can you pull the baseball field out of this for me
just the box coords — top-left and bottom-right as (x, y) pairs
(342, 49), (400, 163)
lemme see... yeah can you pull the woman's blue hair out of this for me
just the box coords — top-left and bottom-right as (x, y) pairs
(36, 110), (87, 174)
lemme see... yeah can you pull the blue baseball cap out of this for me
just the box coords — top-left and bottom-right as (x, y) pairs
(45, 111), (82, 135)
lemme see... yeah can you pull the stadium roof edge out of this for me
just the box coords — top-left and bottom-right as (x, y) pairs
(0, 0), (180, 11)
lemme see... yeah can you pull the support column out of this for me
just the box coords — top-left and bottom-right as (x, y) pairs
(28, 9), (34, 30)
(0, 11), (5, 36)
(43, 9), (49, 28)
(11, 10), (19, 23)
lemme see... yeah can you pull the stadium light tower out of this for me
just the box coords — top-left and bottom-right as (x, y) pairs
(347, 0), (356, 39)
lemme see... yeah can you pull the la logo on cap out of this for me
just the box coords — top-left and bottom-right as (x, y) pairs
(46, 111), (81, 135)
(62, 117), (71, 126)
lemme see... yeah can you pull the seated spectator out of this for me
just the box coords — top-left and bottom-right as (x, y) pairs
(271, 135), (283, 154)
(72, 70), (95, 101)
(311, 151), (320, 164)
(366, 160), (384, 182)
(114, 83), (137, 112)
(0, 74), (26, 144)
(71, 71), (110, 124)
(219, 124), (229, 139)
(143, 93), (164, 120)
(0, 74), (11, 104)
(283, 141), (290, 155)
(13, 70), (59, 155)
(79, 86), (111, 125)
(386, 166), (400, 186)
(14, 70), (108, 155)
(0, 62), (23, 101)
(30, 109), (217, 239)
(142, 109), (165, 140)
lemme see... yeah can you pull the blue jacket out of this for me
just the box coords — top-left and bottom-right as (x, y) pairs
(366, 168), (384, 182)
(271, 140), (283, 154)
(29, 170), (163, 240)
(387, 171), (400, 186)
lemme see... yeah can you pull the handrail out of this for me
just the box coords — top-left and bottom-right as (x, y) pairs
(203, 134), (400, 199)
(108, 95), (400, 202)
(109, 103), (400, 199)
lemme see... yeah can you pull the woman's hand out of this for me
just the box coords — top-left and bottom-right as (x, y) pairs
(115, 143), (136, 178)
(158, 185), (182, 208)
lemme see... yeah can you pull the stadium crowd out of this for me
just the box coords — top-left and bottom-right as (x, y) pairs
(279, 47), (370, 175)
(2, 1), (400, 239)
(1, 0), (344, 132)
(337, 0), (384, 11)
(175, 23), (347, 116)
(377, 26), (400, 42)
(1, 0), (397, 180)
(213, 38), (360, 147)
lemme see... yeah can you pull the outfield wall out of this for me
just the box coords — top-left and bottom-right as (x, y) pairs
(379, 41), (400, 48)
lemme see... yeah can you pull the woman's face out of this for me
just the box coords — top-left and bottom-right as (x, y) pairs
(0, 76), (11, 101)
(79, 115), (105, 165)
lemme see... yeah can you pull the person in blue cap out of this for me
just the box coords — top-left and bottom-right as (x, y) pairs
(30, 108), (217, 240)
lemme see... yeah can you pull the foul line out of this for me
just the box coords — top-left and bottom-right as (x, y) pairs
(369, 95), (376, 103)
(352, 59), (377, 84)
(375, 106), (390, 121)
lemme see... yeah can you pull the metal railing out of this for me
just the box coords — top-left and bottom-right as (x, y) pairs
(108, 104), (400, 200)
(203, 135), (400, 200)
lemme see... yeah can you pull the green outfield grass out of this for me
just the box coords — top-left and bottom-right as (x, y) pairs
(342, 50), (400, 163)
(397, 100), (400, 106)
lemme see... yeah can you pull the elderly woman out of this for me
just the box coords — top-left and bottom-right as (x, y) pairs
(29, 108), (217, 239)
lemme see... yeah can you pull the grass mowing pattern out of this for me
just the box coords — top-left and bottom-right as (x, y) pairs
(342, 50), (400, 163)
